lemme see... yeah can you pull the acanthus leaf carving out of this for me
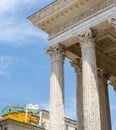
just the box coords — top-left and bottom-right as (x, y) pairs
(70, 58), (82, 73)
(77, 28), (97, 43)
(45, 44), (66, 62)
(97, 68), (109, 80)
(77, 28), (97, 49)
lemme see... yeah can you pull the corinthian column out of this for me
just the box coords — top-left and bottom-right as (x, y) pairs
(78, 29), (101, 130)
(45, 44), (65, 130)
(98, 69), (112, 130)
(71, 58), (83, 130)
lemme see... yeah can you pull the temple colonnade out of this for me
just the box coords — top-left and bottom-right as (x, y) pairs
(46, 29), (112, 130)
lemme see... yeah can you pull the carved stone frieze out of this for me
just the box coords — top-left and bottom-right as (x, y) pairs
(70, 58), (82, 73)
(45, 44), (66, 62)
(49, 0), (115, 38)
(29, 0), (76, 23)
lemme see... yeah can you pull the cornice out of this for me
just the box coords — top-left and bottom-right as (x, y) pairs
(29, 0), (116, 37)
(28, 0), (76, 25)
(49, 4), (116, 46)
(49, 0), (116, 39)
(29, 0), (98, 31)
(0, 119), (44, 130)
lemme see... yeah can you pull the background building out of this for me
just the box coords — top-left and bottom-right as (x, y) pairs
(1, 105), (77, 130)
(0, 119), (43, 130)
(2, 105), (40, 125)
(39, 110), (77, 130)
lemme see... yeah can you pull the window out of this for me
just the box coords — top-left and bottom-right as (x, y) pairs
(65, 124), (69, 130)
(42, 122), (46, 128)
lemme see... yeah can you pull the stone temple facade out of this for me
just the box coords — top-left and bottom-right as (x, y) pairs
(28, 0), (116, 130)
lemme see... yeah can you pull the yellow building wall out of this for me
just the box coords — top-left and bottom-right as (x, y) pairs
(2, 112), (39, 125)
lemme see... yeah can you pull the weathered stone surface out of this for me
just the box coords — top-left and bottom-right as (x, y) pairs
(79, 29), (101, 130)
(71, 58), (83, 130)
(45, 44), (65, 130)
(28, 1), (116, 130)
(98, 68), (112, 130)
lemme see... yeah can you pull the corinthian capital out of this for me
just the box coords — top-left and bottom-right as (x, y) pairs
(77, 28), (97, 49)
(45, 44), (66, 62)
(108, 17), (116, 31)
(77, 28), (97, 43)
(70, 58), (82, 73)
(97, 68), (109, 80)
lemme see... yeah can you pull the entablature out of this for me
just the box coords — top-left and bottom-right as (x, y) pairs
(29, 0), (116, 42)
(28, 0), (76, 27)
(28, 0), (116, 78)
(49, 0), (116, 40)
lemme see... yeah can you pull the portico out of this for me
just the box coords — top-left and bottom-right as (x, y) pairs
(28, 0), (116, 130)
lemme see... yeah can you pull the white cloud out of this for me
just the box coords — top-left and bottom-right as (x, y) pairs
(0, 0), (49, 46)
(0, 0), (40, 13)
(0, 56), (12, 76)
(0, 23), (48, 46)
(0, 0), (17, 13)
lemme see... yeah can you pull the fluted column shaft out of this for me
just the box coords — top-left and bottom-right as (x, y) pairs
(45, 45), (65, 130)
(98, 69), (112, 130)
(71, 58), (83, 130)
(78, 29), (101, 130)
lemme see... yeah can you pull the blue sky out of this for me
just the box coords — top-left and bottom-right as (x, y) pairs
(0, 0), (116, 129)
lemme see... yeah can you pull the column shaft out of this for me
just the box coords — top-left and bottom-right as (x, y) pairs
(98, 69), (112, 130)
(46, 45), (65, 130)
(71, 58), (83, 130)
(79, 29), (101, 130)
(77, 71), (83, 130)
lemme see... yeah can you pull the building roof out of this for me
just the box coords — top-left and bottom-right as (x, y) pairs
(0, 119), (44, 130)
